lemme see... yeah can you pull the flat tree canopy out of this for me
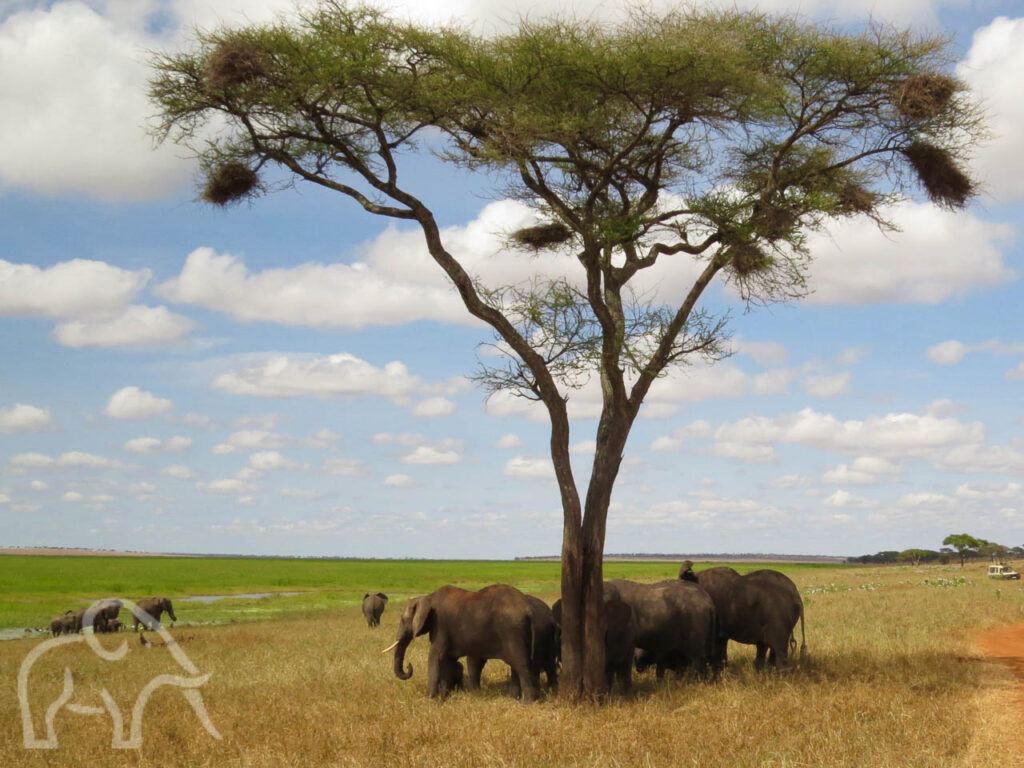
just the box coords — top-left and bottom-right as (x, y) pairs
(151, 2), (982, 698)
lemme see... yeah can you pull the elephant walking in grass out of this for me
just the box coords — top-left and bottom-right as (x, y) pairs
(384, 584), (540, 702)
(361, 593), (388, 627)
(682, 564), (806, 671)
(131, 597), (176, 631)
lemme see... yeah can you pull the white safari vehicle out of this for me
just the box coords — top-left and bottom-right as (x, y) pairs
(987, 563), (1021, 580)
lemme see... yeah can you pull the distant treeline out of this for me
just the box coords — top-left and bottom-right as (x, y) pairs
(849, 538), (1024, 565)
(516, 553), (849, 563)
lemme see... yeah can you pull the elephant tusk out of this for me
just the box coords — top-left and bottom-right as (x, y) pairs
(381, 640), (400, 654)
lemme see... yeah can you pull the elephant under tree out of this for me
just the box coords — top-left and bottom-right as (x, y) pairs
(682, 564), (806, 670)
(604, 579), (716, 679)
(466, 594), (559, 693)
(131, 597), (177, 631)
(385, 584), (540, 702)
(553, 596), (635, 694)
(362, 592), (388, 628)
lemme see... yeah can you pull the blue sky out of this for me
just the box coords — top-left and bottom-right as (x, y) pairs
(1, 0), (1023, 559)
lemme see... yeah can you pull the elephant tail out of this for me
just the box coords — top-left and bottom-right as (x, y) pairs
(796, 600), (807, 665)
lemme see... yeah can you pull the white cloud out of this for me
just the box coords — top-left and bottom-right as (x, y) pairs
(570, 440), (596, 455)
(801, 372), (850, 398)
(412, 397), (456, 417)
(384, 474), (417, 488)
(9, 452), (54, 469)
(219, 430), (290, 452)
(29, 480), (48, 491)
(714, 407), (985, 459)
(650, 420), (713, 452)
(836, 347), (869, 366)
(401, 446), (461, 465)
(504, 456), (555, 479)
(803, 202), (1015, 305)
(0, 258), (148, 318)
(1007, 362), (1024, 381)
(822, 456), (904, 485)
(161, 464), (194, 479)
(104, 386), (172, 419)
(324, 457), (366, 476)
(249, 451), (297, 471)
(938, 443), (1024, 474)
(125, 435), (192, 454)
(0, 404), (53, 434)
(56, 451), (124, 469)
(958, 16), (1024, 202)
(53, 305), (194, 348)
(927, 340), (968, 365)
(824, 490), (877, 509)
(0, 3), (190, 199)
(62, 491), (84, 502)
(197, 478), (247, 494)
(496, 433), (523, 449)
(211, 353), (422, 402)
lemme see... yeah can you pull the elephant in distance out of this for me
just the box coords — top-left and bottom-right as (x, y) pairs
(362, 592), (388, 627)
(131, 597), (176, 631)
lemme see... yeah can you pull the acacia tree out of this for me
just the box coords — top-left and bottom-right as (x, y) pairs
(943, 533), (983, 567)
(151, 2), (981, 698)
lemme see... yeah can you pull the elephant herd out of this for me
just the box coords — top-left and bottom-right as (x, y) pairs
(49, 597), (178, 636)
(367, 563), (807, 701)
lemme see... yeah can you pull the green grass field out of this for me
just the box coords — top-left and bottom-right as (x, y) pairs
(0, 554), (837, 630)
(2, 556), (1022, 767)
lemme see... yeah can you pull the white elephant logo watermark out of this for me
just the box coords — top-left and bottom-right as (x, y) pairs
(18, 599), (221, 749)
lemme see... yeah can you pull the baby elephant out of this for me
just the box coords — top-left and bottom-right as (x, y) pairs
(362, 592), (388, 628)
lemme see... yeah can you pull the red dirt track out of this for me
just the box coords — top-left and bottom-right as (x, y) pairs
(976, 623), (1024, 682)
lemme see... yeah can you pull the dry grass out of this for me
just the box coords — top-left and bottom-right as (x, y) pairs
(2, 563), (1023, 767)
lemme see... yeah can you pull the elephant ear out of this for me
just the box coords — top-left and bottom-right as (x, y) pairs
(411, 597), (434, 637)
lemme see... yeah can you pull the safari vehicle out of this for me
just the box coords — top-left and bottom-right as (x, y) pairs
(987, 563), (1021, 580)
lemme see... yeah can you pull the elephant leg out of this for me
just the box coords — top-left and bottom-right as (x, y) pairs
(755, 642), (769, 670)
(508, 668), (522, 699)
(545, 659), (558, 691)
(656, 662), (666, 680)
(426, 645), (444, 698)
(712, 637), (728, 673)
(506, 650), (539, 702)
(466, 657), (485, 691)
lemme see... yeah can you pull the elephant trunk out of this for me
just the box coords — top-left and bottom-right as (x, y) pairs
(393, 633), (413, 680)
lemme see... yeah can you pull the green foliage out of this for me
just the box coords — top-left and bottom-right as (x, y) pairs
(0, 555), (830, 630)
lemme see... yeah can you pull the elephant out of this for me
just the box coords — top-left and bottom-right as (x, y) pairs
(49, 612), (76, 637)
(131, 597), (177, 631)
(19, 601), (220, 749)
(97, 618), (123, 634)
(383, 584), (540, 702)
(685, 565), (806, 670)
(466, 593), (558, 693)
(552, 596), (635, 694)
(88, 599), (122, 633)
(605, 579), (716, 679)
(361, 592), (388, 628)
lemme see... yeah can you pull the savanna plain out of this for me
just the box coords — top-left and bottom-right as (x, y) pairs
(1, 555), (1022, 767)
